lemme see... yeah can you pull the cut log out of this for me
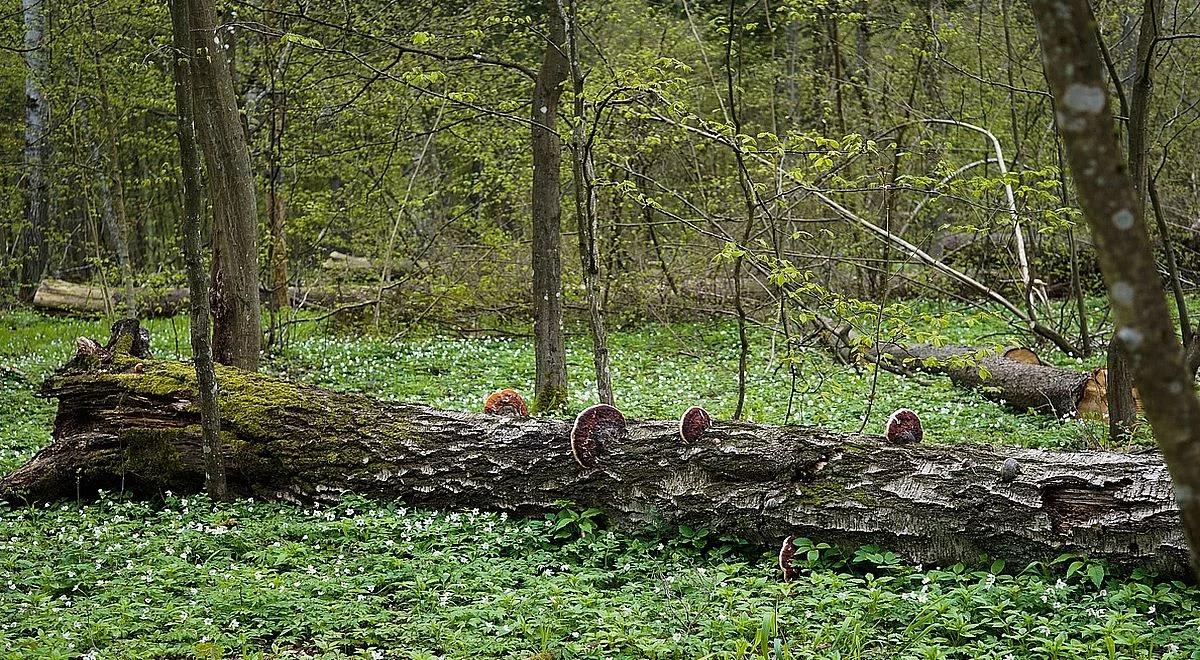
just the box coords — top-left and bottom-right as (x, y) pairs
(33, 278), (189, 317)
(870, 342), (1095, 417)
(0, 321), (1188, 576)
(817, 319), (1106, 419)
(320, 251), (422, 278)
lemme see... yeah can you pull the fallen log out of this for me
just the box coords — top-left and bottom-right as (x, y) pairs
(817, 320), (1108, 419)
(31, 279), (396, 316)
(1, 321), (1187, 576)
(33, 278), (189, 317)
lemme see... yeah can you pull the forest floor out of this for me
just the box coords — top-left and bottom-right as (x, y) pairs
(2, 308), (1198, 658)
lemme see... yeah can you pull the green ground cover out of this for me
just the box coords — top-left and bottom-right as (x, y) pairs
(1, 309), (1196, 658)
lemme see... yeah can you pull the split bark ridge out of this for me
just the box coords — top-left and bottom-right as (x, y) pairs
(1, 321), (1190, 577)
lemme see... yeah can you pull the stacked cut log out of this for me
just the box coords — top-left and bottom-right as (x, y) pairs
(817, 319), (1112, 419)
(0, 321), (1187, 576)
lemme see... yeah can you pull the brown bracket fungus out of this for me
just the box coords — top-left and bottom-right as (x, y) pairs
(483, 389), (529, 417)
(679, 406), (712, 443)
(779, 536), (798, 582)
(571, 404), (626, 468)
(885, 409), (923, 445)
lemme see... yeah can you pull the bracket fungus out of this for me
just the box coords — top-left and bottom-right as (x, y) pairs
(571, 404), (626, 468)
(778, 536), (798, 582)
(885, 409), (923, 445)
(1000, 457), (1022, 482)
(678, 406), (712, 443)
(483, 388), (529, 417)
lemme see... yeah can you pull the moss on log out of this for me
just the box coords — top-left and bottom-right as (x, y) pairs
(0, 321), (1189, 576)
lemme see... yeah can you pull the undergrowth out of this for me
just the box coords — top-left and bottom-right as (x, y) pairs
(0, 308), (1193, 658)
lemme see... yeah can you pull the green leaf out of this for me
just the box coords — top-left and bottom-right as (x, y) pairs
(280, 32), (322, 49)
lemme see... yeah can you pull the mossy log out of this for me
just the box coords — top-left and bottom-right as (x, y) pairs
(0, 322), (1188, 576)
(818, 320), (1106, 418)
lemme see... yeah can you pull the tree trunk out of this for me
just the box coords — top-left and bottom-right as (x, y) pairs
(1106, 0), (1164, 444)
(562, 0), (614, 405)
(265, 1), (291, 320)
(1, 320), (1190, 577)
(189, 0), (263, 371)
(530, 0), (570, 412)
(1033, 0), (1200, 578)
(16, 0), (51, 301)
(170, 0), (227, 501)
(89, 9), (137, 320)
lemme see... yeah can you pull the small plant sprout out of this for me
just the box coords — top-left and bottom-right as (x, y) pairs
(885, 409), (923, 445)
(571, 404), (626, 468)
(679, 406), (712, 443)
(482, 388), (529, 417)
(778, 535), (798, 582)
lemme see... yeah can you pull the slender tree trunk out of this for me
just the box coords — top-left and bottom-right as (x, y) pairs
(562, 0), (613, 405)
(1106, 0), (1163, 443)
(169, 0), (226, 501)
(89, 9), (137, 320)
(530, 0), (570, 412)
(264, 2), (290, 349)
(16, 0), (51, 301)
(189, 0), (263, 371)
(1033, 0), (1200, 579)
(726, 0), (754, 420)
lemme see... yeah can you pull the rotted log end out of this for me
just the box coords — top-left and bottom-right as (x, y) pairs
(1002, 346), (1042, 365)
(60, 319), (153, 375)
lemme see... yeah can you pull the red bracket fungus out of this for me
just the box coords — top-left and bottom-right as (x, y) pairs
(885, 409), (923, 445)
(483, 388), (529, 417)
(678, 406), (712, 443)
(778, 536), (798, 582)
(571, 404), (626, 468)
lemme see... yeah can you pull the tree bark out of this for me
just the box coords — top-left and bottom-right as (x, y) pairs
(1106, 0), (1164, 444)
(170, 0), (227, 501)
(562, 0), (614, 405)
(188, 0), (263, 371)
(1033, 0), (1200, 579)
(530, 0), (570, 412)
(88, 8), (137, 320)
(16, 0), (51, 301)
(1, 320), (1190, 577)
